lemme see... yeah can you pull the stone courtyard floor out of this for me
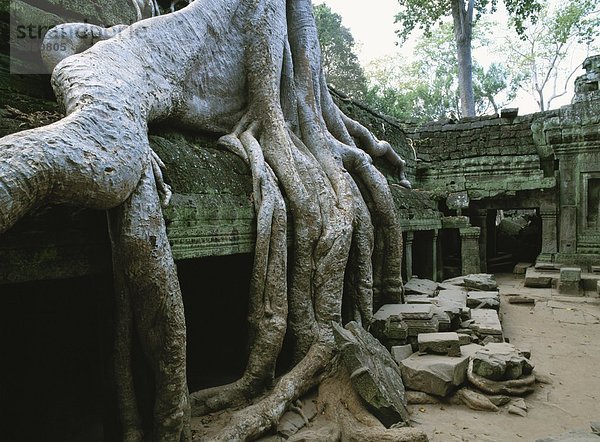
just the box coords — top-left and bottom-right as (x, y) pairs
(410, 273), (600, 441)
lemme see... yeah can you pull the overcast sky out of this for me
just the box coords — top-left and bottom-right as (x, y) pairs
(313, 0), (586, 114)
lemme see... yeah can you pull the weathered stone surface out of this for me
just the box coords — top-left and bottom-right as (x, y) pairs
(432, 306), (452, 331)
(513, 262), (532, 275)
(391, 344), (414, 364)
(457, 333), (472, 345)
(405, 317), (440, 337)
(508, 404), (527, 417)
(405, 295), (433, 304)
(507, 295), (535, 304)
(467, 291), (500, 310)
(371, 305), (409, 346)
(333, 322), (410, 426)
(404, 278), (439, 296)
(418, 332), (461, 356)
(591, 422), (600, 435)
(472, 343), (533, 381)
(559, 267), (582, 295)
(525, 267), (554, 288)
(400, 352), (470, 397)
(467, 360), (536, 396)
(469, 309), (503, 340)
(463, 274), (497, 291)
(560, 267), (582, 282)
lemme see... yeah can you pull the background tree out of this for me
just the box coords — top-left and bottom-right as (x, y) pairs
(314, 4), (369, 99)
(395, 0), (542, 117)
(501, 0), (600, 111)
(364, 22), (518, 122)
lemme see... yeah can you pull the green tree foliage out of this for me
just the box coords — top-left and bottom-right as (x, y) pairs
(313, 4), (369, 99)
(395, 0), (541, 117)
(502, 0), (600, 110)
(364, 22), (518, 122)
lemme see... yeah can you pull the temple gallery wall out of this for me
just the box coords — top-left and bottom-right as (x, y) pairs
(1, 1), (600, 438)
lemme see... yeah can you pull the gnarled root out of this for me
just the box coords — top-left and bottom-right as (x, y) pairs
(317, 364), (428, 442)
(109, 161), (190, 441)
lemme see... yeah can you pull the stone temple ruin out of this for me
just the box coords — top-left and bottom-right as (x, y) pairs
(1, 1), (600, 440)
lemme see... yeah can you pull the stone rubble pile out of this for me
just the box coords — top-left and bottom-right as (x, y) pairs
(370, 273), (538, 416)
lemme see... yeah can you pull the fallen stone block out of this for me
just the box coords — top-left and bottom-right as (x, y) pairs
(525, 267), (553, 288)
(441, 276), (466, 287)
(418, 332), (461, 356)
(463, 273), (497, 291)
(371, 304), (409, 347)
(457, 333), (472, 345)
(467, 291), (500, 310)
(469, 309), (503, 341)
(472, 343), (533, 381)
(467, 360), (535, 396)
(391, 344), (413, 364)
(400, 352), (470, 397)
(405, 391), (440, 404)
(432, 306), (452, 331)
(507, 295), (535, 305)
(404, 278), (439, 296)
(455, 387), (499, 412)
(373, 304), (439, 339)
(405, 317), (440, 337)
(405, 295), (432, 304)
(513, 262), (531, 275)
(333, 321), (410, 426)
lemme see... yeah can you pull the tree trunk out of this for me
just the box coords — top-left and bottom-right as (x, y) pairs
(0, 0), (415, 439)
(451, 0), (476, 117)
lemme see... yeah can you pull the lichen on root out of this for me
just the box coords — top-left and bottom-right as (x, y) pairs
(0, 0), (412, 440)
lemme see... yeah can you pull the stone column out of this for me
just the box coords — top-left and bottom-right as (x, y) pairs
(470, 209), (488, 273)
(539, 206), (558, 263)
(459, 227), (481, 275)
(405, 231), (414, 280)
(432, 229), (439, 282)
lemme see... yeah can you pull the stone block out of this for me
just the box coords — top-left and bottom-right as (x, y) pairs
(418, 332), (461, 356)
(467, 291), (500, 310)
(405, 317), (440, 337)
(391, 344), (414, 364)
(534, 262), (562, 271)
(333, 322), (410, 426)
(370, 306), (409, 347)
(463, 274), (497, 291)
(513, 262), (531, 275)
(560, 267), (582, 282)
(558, 280), (581, 296)
(404, 278), (439, 296)
(400, 352), (470, 397)
(405, 295), (432, 304)
(525, 267), (553, 288)
(469, 309), (503, 340)
(471, 343), (533, 381)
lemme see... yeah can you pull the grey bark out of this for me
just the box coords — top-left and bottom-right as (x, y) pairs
(0, 0), (410, 439)
(451, 0), (476, 117)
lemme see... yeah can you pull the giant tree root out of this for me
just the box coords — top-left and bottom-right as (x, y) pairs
(316, 364), (428, 442)
(0, 0), (413, 439)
